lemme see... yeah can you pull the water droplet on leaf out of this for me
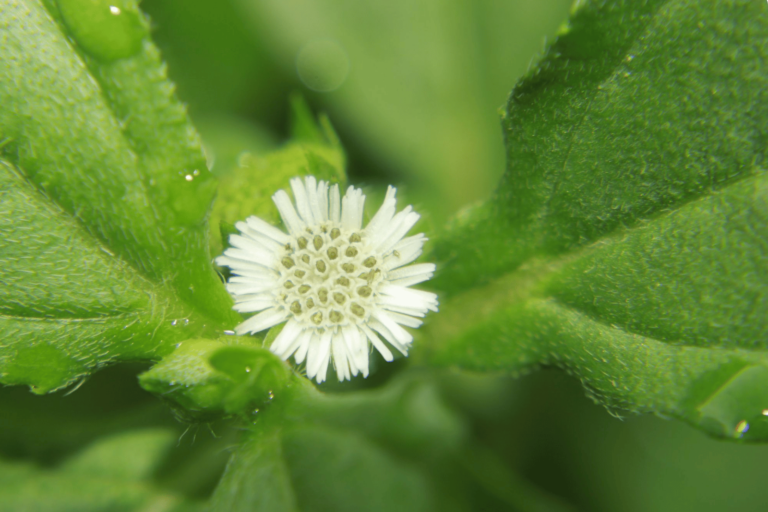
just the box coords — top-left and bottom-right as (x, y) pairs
(56, 0), (148, 62)
(167, 169), (217, 226)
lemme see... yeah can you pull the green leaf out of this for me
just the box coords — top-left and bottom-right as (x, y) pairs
(0, 429), (203, 512)
(62, 428), (176, 481)
(0, 1), (239, 391)
(424, 0), (768, 440)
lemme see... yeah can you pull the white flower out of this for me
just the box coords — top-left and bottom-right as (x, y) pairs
(216, 176), (438, 383)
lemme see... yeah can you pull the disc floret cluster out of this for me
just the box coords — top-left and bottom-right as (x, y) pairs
(276, 224), (382, 329)
(217, 176), (438, 383)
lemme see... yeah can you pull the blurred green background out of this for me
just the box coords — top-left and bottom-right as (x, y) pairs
(142, 0), (574, 223)
(2, 0), (766, 510)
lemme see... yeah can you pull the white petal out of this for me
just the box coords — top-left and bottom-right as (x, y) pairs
(330, 184), (341, 224)
(270, 319), (304, 358)
(290, 329), (313, 363)
(293, 329), (314, 364)
(341, 186), (365, 231)
(378, 299), (429, 318)
(244, 215), (290, 245)
(317, 344), (332, 383)
(332, 336), (351, 381)
(368, 318), (409, 356)
(377, 286), (438, 317)
(375, 208), (420, 254)
(233, 296), (274, 313)
(221, 247), (274, 269)
(361, 324), (393, 362)
(355, 189), (366, 229)
(387, 263), (435, 281)
(384, 311), (423, 329)
(370, 206), (409, 248)
(380, 303), (428, 317)
(236, 308), (287, 335)
(373, 310), (414, 346)
(306, 176), (327, 224)
(387, 263), (435, 287)
(215, 254), (245, 269)
(340, 327), (359, 377)
(364, 186), (397, 241)
(226, 282), (275, 295)
(281, 338), (303, 362)
(380, 284), (438, 310)
(227, 283), (274, 302)
(342, 326), (368, 378)
(307, 331), (332, 380)
(273, 190), (305, 235)
(382, 235), (427, 270)
(397, 233), (427, 248)
(291, 177), (315, 225)
(229, 234), (271, 254)
(235, 222), (279, 249)
(227, 275), (277, 286)
(223, 265), (278, 280)
(353, 330), (370, 377)
(316, 180), (329, 222)
(389, 275), (434, 288)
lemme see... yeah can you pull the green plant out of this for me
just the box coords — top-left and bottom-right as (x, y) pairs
(1, 0), (766, 510)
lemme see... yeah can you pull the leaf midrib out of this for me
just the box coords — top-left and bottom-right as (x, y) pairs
(475, 0), (675, 282)
(6, 3), (229, 330)
(0, 156), (185, 324)
(424, 168), (766, 354)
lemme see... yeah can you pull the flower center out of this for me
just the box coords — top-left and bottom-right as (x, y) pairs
(276, 223), (383, 330)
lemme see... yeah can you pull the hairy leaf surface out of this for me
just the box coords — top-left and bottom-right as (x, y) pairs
(0, 1), (239, 391)
(425, 0), (768, 440)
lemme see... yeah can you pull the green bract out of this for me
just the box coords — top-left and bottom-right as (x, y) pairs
(209, 97), (346, 257)
(425, 0), (768, 441)
(139, 337), (300, 421)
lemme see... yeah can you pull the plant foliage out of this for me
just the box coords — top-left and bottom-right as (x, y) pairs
(0, 0), (765, 510)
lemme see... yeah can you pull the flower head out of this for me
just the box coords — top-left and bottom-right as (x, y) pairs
(216, 176), (438, 383)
